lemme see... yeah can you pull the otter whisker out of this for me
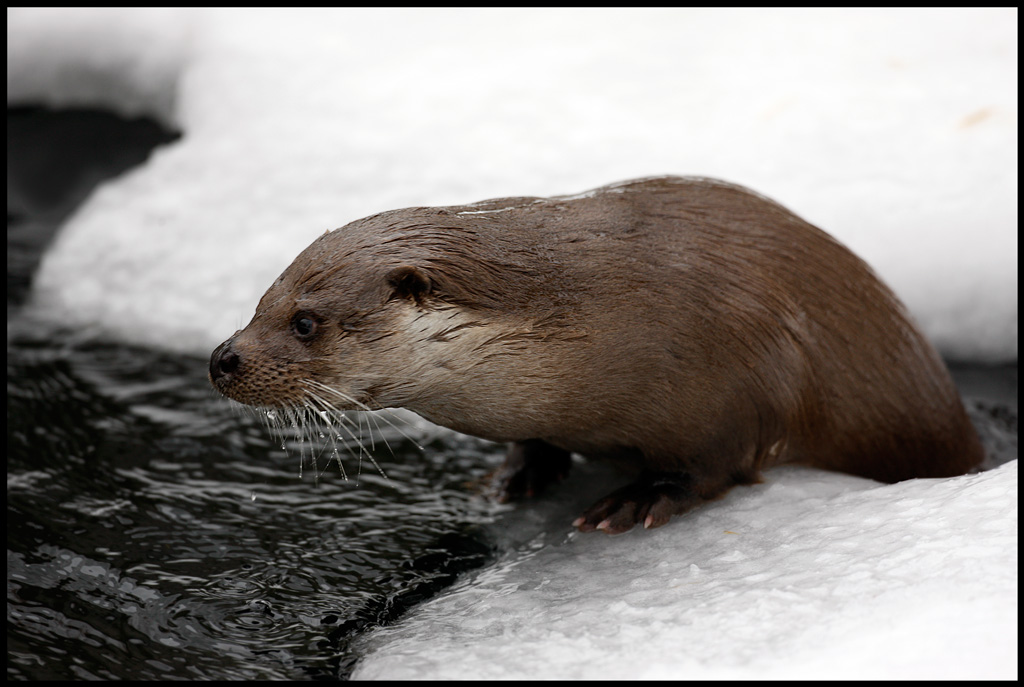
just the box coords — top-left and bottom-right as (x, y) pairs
(302, 379), (425, 451)
(301, 390), (366, 480)
(257, 405), (309, 477)
(288, 404), (335, 480)
(255, 399), (365, 483)
(362, 407), (375, 452)
(300, 381), (426, 480)
(308, 402), (354, 481)
(301, 385), (388, 481)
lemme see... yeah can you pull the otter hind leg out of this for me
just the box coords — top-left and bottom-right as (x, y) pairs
(491, 439), (572, 503)
(573, 472), (737, 535)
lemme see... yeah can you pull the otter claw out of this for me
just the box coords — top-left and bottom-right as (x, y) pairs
(574, 474), (701, 534)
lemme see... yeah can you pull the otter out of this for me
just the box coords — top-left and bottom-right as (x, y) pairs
(209, 176), (984, 534)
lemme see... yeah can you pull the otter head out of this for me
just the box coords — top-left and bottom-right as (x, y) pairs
(209, 208), (583, 442)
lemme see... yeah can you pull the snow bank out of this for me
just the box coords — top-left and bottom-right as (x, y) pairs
(7, 8), (1017, 361)
(353, 462), (1018, 680)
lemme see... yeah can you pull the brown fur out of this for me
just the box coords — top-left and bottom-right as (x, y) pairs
(210, 176), (984, 533)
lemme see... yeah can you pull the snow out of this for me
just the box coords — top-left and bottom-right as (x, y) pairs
(353, 462), (1018, 680)
(8, 8), (1017, 680)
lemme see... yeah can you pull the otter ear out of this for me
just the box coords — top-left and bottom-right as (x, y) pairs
(387, 265), (432, 303)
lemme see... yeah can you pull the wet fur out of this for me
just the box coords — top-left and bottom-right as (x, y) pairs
(210, 176), (984, 533)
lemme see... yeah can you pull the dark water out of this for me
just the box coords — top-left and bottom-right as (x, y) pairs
(6, 108), (1017, 681)
(6, 329), (500, 680)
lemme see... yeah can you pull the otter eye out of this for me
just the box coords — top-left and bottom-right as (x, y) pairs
(291, 313), (319, 341)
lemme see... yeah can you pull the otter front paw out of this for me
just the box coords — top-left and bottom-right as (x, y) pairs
(573, 474), (701, 534)
(491, 439), (572, 503)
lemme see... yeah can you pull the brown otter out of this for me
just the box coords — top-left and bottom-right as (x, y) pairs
(209, 176), (984, 534)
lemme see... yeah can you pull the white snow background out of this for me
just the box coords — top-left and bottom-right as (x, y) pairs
(7, 7), (1017, 680)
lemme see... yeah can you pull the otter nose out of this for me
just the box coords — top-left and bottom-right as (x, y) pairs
(209, 339), (240, 383)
